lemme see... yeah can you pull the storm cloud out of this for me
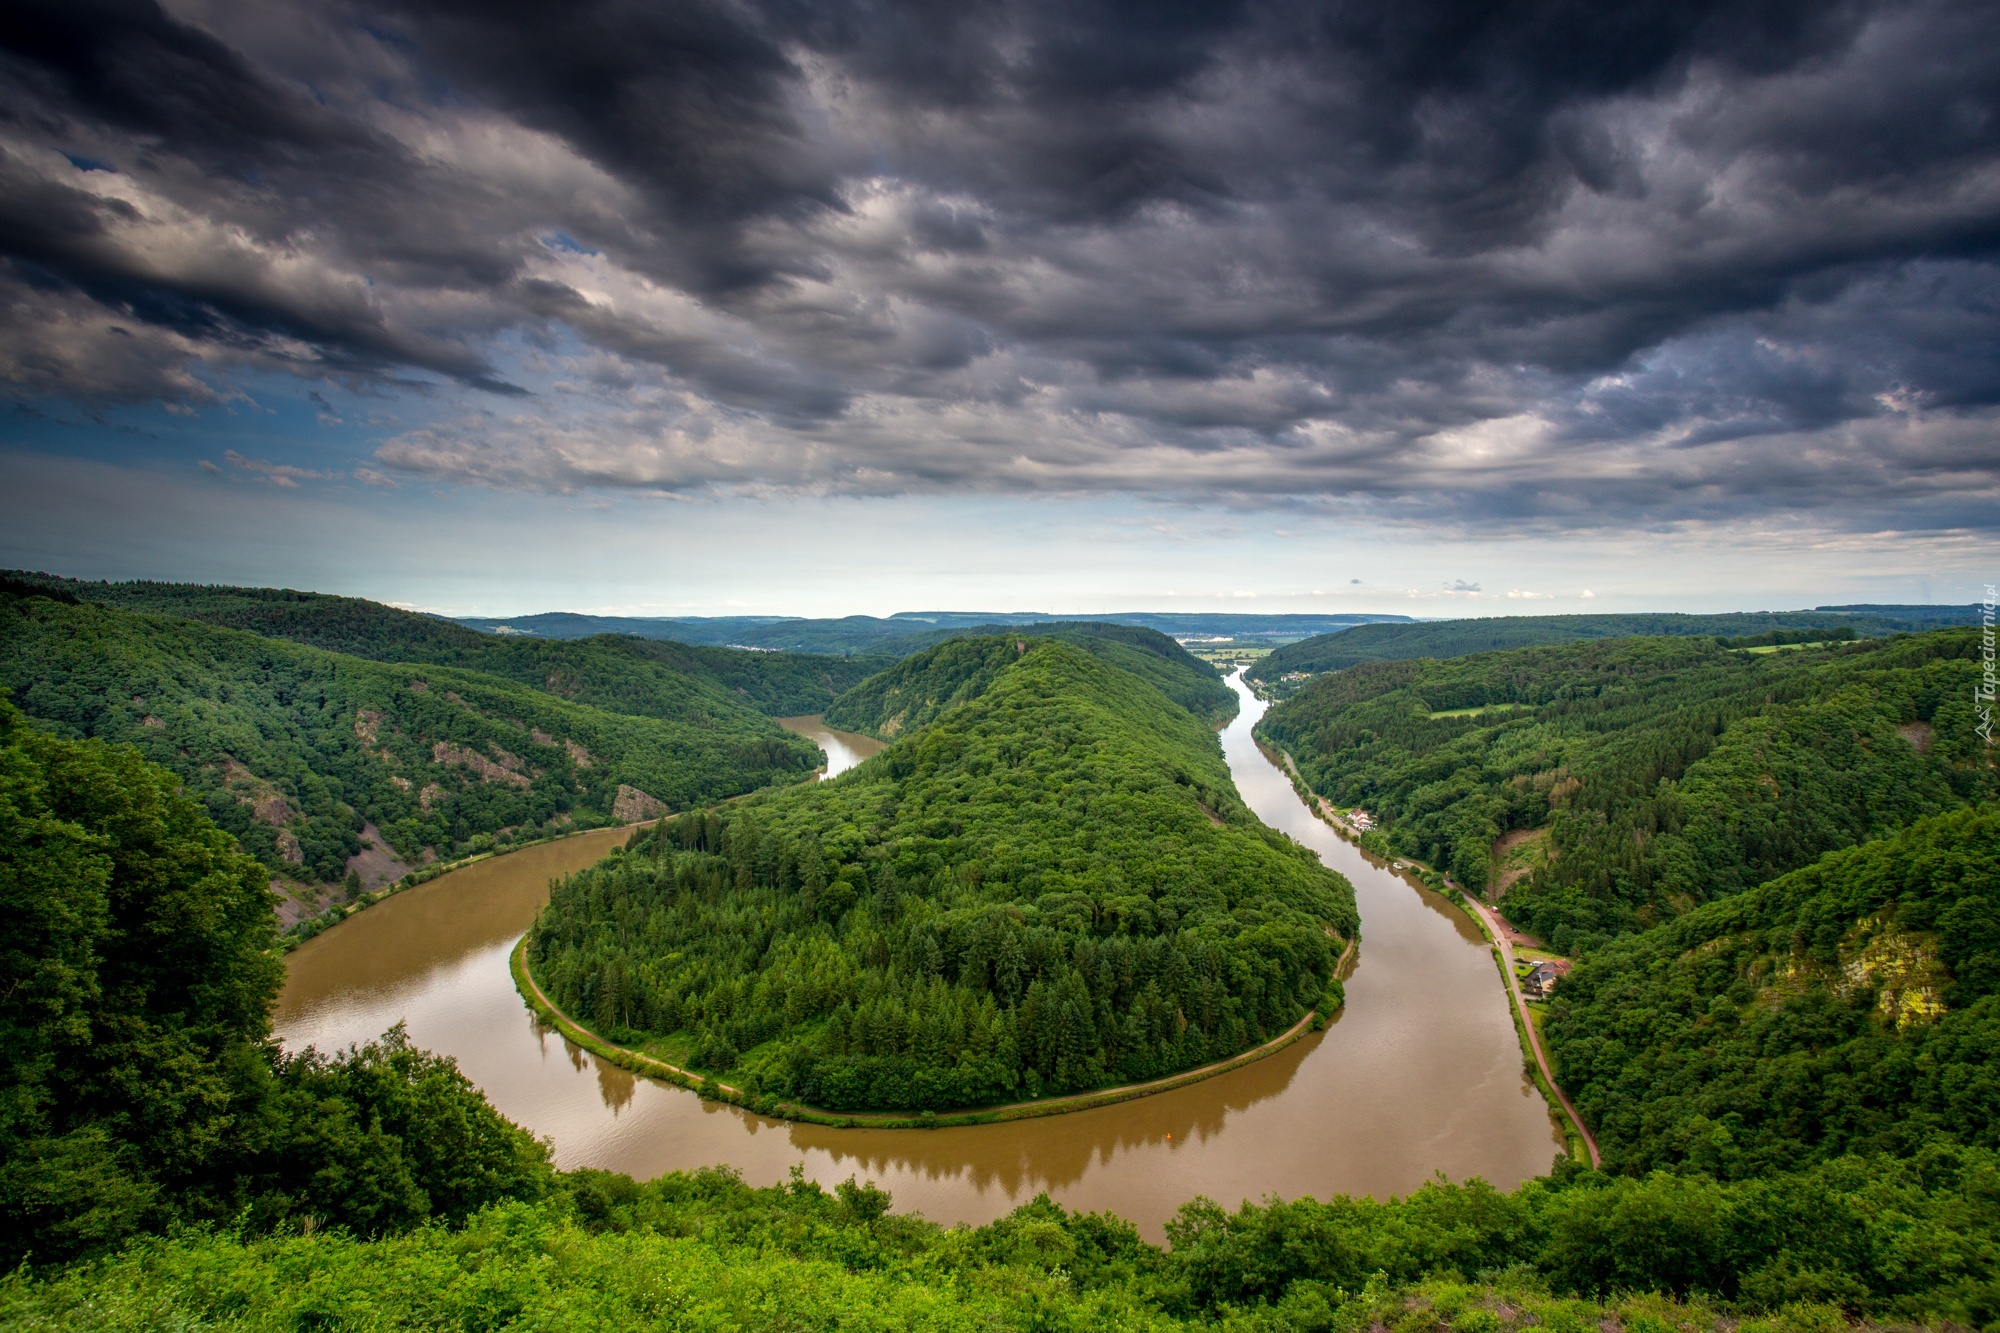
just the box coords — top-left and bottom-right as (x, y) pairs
(3, 0), (1998, 526)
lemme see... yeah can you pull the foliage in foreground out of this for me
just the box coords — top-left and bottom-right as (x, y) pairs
(0, 700), (553, 1266)
(1256, 630), (1995, 949)
(530, 639), (1354, 1111)
(5, 1153), (1998, 1331)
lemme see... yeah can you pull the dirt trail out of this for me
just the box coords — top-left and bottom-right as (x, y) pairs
(1457, 893), (1601, 1168)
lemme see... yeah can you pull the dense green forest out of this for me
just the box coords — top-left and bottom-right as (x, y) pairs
(1548, 806), (2000, 1178)
(5, 616), (1999, 1329)
(9, 572), (892, 718)
(529, 638), (1354, 1111)
(0, 697), (553, 1267)
(0, 589), (819, 880)
(825, 623), (1234, 736)
(1249, 609), (1976, 689)
(1256, 631), (1996, 950)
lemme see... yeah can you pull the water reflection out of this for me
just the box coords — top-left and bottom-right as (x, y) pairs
(275, 674), (1560, 1238)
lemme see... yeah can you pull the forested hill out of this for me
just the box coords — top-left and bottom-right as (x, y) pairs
(0, 696), (555, 1267)
(5, 572), (890, 718)
(1248, 607), (1977, 688)
(1256, 630), (1996, 951)
(825, 625), (1232, 737)
(11, 686), (2000, 1324)
(529, 638), (1355, 1112)
(1548, 805), (2000, 1179)
(0, 589), (819, 881)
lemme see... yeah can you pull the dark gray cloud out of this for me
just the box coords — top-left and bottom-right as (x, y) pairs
(2, 0), (1998, 527)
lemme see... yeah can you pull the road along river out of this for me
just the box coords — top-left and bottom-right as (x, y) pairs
(275, 679), (1561, 1238)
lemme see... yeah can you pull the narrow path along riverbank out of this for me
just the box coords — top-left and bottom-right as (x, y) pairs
(512, 936), (1357, 1128)
(1458, 894), (1602, 1168)
(1276, 745), (1601, 1170)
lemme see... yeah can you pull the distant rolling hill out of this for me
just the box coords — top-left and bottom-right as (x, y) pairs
(453, 609), (1412, 653)
(1248, 606), (1982, 691)
(3, 573), (890, 717)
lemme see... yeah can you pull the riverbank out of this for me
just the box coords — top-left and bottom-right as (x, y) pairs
(280, 819), (652, 952)
(1265, 744), (1599, 1166)
(512, 934), (1355, 1130)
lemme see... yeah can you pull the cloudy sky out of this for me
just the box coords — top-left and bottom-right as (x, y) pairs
(2, 0), (1995, 614)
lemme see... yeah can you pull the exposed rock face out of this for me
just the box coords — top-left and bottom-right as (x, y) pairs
(274, 829), (304, 864)
(564, 738), (593, 768)
(344, 821), (412, 892)
(430, 740), (532, 787)
(612, 784), (666, 822)
(252, 792), (293, 827)
(354, 709), (385, 744)
(419, 783), (445, 813)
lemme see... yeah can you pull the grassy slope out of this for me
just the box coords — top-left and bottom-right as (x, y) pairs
(1255, 631), (1996, 949)
(1247, 609), (1972, 689)
(530, 639), (1353, 1110)
(14, 573), (890, 718)
(0, 591), (819, 878)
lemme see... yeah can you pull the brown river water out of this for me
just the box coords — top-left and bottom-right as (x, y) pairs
(275, 673), (1562, 1237)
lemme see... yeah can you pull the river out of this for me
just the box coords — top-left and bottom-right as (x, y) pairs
(274, 675), (1561, 1237)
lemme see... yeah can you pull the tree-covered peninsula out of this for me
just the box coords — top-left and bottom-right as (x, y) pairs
(528, 637), (1355, 1112)
(1256, 630), (1996, 951)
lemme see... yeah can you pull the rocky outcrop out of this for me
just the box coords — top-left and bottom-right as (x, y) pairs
(612, 784), (666, 822)
(430, 740), (532, 787)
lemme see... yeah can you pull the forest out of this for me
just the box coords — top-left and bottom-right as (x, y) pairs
(1255, 630), (1996, 951)
(528, 637), (1354, 1111)
(825, 622), (1235, 736)
(11, 572), (893, 717)
(1248, 608), (1976, 690)
(0, 586), (822, 882)
(3, 615), (1998, 1328)
(1547, 806), (2000, 1179)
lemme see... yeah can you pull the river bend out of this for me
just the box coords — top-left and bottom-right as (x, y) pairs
(275, 676), (1561, 1236)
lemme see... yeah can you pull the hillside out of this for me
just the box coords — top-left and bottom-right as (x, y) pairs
(1548, 806), (2000, 1178)
(0, 589), (820, 881)
(7, 688), (2000, 1323)
(9, 573), (890, 718)
(1248, 607), (1978, 689)
(1255, 631), (1996, 950)
(528, 639), (1355, 1112)
(825, 624), (1233, 736)
(0, 698), (554, 1266)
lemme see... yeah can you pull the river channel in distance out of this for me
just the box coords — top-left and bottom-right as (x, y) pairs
(274, 673), (1562, 1238)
